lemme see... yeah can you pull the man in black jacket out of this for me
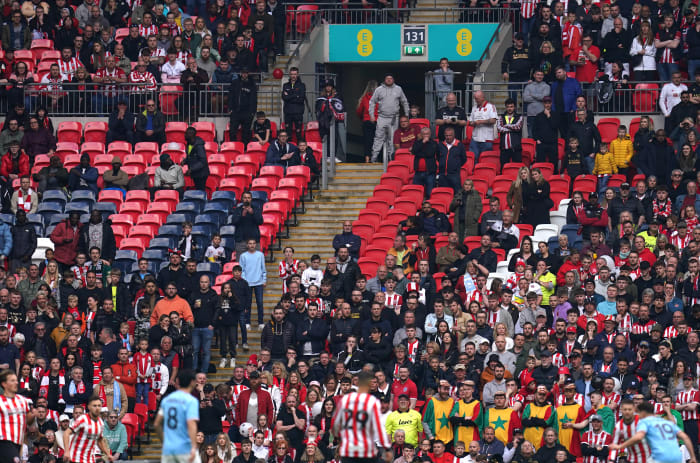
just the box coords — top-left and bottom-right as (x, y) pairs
(106, 99), (135, 145)
(230, 192), (263, 258)
(567, 109), (600, 174)
(601, 18), (631, 74)
(78, 210), (117, 262)
(411, 127), (438, 198)
(10, 210), (36, 273)
(189, 274), (219, 372)
(501, 33), (531, 104)
(121, 25), (147, 61)
(261, 306), (295, 361)
(282, 67), (306, 142)
(182, 127), (209, 191)
(229, 67), (258, 145)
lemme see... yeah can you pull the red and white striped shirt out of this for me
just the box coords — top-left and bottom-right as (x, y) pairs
(670, 231), (692, 250)
(331, 392), (390, 458)
(520, 0), (537, 18)
(556, 392), (584, 407)
(139, 24), (158, 37)
(129, 70), (157, 93)
(406, 340), (420, 363)
(95, 66), (126, 97)
(0, 323), (16, 340)
(69, 414), (104, 463)
(675, 388), (700, 420)
(384, 293), (402, 311)
(0, 394), (31, 445)
(581, 430), (612, 463)
(609, 417), (650, 463)
(552, 352), (565, 368)
(58, 57), (83, 79)
(133, 351), (152, 384)
(602, 392), (621, 408)
(664, 325), (691, 339)
(278, 259), (299, 293)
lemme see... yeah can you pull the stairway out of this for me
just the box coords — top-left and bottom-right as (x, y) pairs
(409, 0), (461, 23)
(256, 55), (290, 117)
(135, 163), (384, 461)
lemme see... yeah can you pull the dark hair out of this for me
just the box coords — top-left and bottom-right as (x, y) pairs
(177, 369), (197, 388)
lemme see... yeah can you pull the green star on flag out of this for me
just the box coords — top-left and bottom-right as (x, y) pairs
(492, 416), (507, 430)
(438, 412), (450, 429)
(560, 414), (571, 425)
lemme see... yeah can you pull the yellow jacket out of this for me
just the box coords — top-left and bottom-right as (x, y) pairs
(592, 151), (618, 175)
(610, 136), (633, 168)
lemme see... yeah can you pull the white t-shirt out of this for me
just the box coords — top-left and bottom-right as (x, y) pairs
(469, 101), (498, 142)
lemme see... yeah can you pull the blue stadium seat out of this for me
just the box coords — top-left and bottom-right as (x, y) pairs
(159, 261), (170, 271)
(197, 262), (221, 282)
(65, 203), (90, 216)
(31, 223), (43, 236)
(183, 190), (207, 207)
(192, 224), (213, 240)
(211, 191), (236, 206)
(203, 201), (230, 220)
(48, 214), (68, 226)
(115, 250), (138, 261)
(175, 201), (202, 215)
(123, 273), (133, 285)
(157, 225), (180, 240)
(250, 191), (267, 202)
(45, 225), (56, 236)
(114, 250), (138, 274)
(26, 213), (43, 226)
(220, 225), (236, 240)
(95, 202), (118, 216)
(166, 214), (189, 225)
(0, 214), (15, 225)
(560, 224), (579, 245)
(71, 190), (96, 205)
(42, 190), (68, 207)
(131, 261), (159, 275)
(149, 237), (175, 251)
(195, 213), (221, 228)
(142, 249), (167, 261)
(219, 238), (235, 257)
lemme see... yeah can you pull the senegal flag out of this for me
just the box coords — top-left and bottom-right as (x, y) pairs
(521, 403), (556, 450)
(449, 398), (483, 446)
(556, 402), (586, 457)
(423, 397), (455, 444)
(484, 407), (521, 445)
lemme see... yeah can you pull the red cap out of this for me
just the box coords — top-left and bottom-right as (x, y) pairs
(566, 326), (577, 333)
(604, 315), (616, 323)
(406, 282), (419, 292)
(247, 354), (258, 365)
(516, 258), (526, 267)
(558, 366), (571, 375)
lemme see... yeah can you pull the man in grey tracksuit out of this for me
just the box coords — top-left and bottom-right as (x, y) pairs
(369, 73), (410, 162)
(522, 70), (550, 137)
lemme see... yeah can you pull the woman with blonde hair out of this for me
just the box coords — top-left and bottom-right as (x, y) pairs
(356, 80), (378, 163)
(629, 21), (656, 81)
(215, 433), (236, 463)
(299, 443), (324, 463)
(260, 370), (282, 414)
(194, 16), (211, 37)
(507, 166), (531, 222)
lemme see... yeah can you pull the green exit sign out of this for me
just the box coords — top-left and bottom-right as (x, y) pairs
(404, 46), (424, 56)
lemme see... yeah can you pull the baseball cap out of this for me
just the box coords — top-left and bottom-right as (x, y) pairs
(620, 182), (630, 189)
(543, 96), (552, 103)
(589, 414), (602, 422)
(566, 326), (577, 334)
(540, 350), (552, 357)
(59, 414), (70, 422)
(639, 340), (650, 348)
(651, 323), (664, 333)
(398, 393), (410, 400)
(247, 354), (258, 365)
(558, 366), (570, 375)
(454, 364), (466, 370)
(248, 370), (260, 379)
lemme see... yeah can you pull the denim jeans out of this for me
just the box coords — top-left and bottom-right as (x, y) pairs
(136, 383), (150, 406)
(249, 285), (264, 324)
(469, 140), (493, 160)
(657, 62), (678, 82)
(192, 327), (214, 373)
(239, 310), (248, 343)
(689, 60), (700, 80)
(584, 154), (595, 174)
(413, 172), (435, 198)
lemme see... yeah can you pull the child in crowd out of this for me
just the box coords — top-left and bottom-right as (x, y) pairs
(118, 321), (133, 351)
(133, 338), (152, 406)
(205, 233), (227, 263)
(298, 140), (320, 178)
(610, 125), (633, 176)
(301, 254), (323, 289)
(562, 136), (585, 181)
(177, 221), (199, 260)
(134, 302), (152, 343)
(592, 142), (616, 193)
(252, 111), (271, 145)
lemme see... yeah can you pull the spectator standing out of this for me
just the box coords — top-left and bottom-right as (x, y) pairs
(659, 72), (688, 134)
(136, 99), (166, 145)
(183, 127), (209, 191)
(522, 70), (550, 137)
(433, 58), (454, 104)
(574, 34), (600, 87)
(180, 57), (209, 122)
(10, 210), (36, 273)
(78, 210), (117, 262)
(93, 55), (127, 114)
(601, 18), (631, 76)
(501, 33), (531, 104)
(261, 306), (295, 361)
(533, 97), (560, 172)
(629, 21), (656, 81)
(357, 80), (378, 164)
(435, 93), (467, 141)
(315, 79), (347, 162)
(189, 275), (219, 373)
(239, 239), (266, 329)
(1, 11), (31, 50)
(437, 127), (467, 193)
(332, 221), (361, 260)
(450, 178), (483, 241)
(468, 91), (497, 160)
(497, 98), (524, 165)
(523, 168), (552, 227)
(231, 191), (263, 258)
(550, 66), (582, 138)
(687, 21), (700, 79)
(129, 58), (157, 109)
(281, 67), (306, 143)
(229, 67), (258, 145)
(654, 14), (681, 82)
(369, 73), (410, 163)
(50, 212), (81, 272)
(568, 109), (601, 174)
(411, 127), (438, 198)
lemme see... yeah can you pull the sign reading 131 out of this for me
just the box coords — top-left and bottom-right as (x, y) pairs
(404, 26), (426, 44)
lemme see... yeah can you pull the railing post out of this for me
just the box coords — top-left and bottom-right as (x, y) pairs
(322, 132), (328, 190)
(330, 119), (336, 179)
(382, 142), (388, 171)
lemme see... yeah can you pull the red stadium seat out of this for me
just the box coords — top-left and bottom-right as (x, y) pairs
(531, 162), (554, 178)
(94, 154), (113, 169)
(154, 190), (179, 210)
(597, 117), (620, 143)
(234, 154), (260, 173)
(165, 122), (188, 144)
(295, 4), (318, 34)
(129, 224), (157, 240)
(501, 162), (524, 178)
(38, 50), (60, 65)
(134, 142), (159, 160)
(192, 121), (216, 142)
(115, 27), (129, 42)
(305, 121), (322, 143)
(204, 141), (219, 156)
(365, 198), (391, 216)
(124, 154), (147, 171)
(633, 83), (659, 113)
(13, 50), (35, 70)
(220, 141), (245, 159)
(286, 165), (311, 184)
(120, 237), (147, 258)
(251, 177), (278, 196)
(98, 190), (123, 208)
(57, 121), (82, 144)
(607, 174), (627, 189)
(107, 141), (132, 158)
(410, 118), (430, 130)
(84, 121), (108, 144)
(125, 190), (150, 210)
(146, 203), (172, 221)
(137, 213), (164, 227)
(549, 176), (571, 194)
(629, 117), (641, 140)
(110, 214), (134, 228)
(492, 175), (513, 193)
(63, 154), (80, 169)
(120, 202), (145, 221)
(34, 154), (50, 169)
(161, 143), (185, 163)
(259, 165), (284, 183)
(159, 86), (182, 116)
(121, 165), (142, 176)
(219, 178), (247, 197)
(80, 142), (105, 161)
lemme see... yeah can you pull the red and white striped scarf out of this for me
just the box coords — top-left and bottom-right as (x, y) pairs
(16, 189), (33, 212)
(39, 370), (65, 402)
